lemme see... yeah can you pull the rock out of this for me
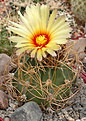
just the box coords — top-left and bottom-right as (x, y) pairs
(80, 106), (86, 119)
(67, 39), (86, 60)
(83, 57), (86, 64)
(0, 76), (5, 87)
(10, 101), (42, 121)
(0, 54), (17, 75)
(66, 107), (76, 118)
(4, 117), (10, 121)
(53, 114), (59, 121)
(81, 96), (86, 106)
(6, 107), (13, 112)
(83, 57), (86, 72)
(73, 104), (82, 111)
(75, 38), (86, 60)
(0, 90), (8, 109)
(9, 103), (16, 110)
(81, 117), (86, 121)
(76, 119), (81, 121)
(57, 111), (66, 120)
(61, 109), (75, 121)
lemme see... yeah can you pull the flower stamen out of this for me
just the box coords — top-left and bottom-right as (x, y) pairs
(36, 35), (47, 46)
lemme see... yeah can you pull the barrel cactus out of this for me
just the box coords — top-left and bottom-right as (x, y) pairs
(71, 0), (86, 33)
(71, 0), (86, 23)
(7, 4), (79, 111)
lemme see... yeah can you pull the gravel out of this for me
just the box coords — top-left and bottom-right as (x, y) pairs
(1, 80), (85, 121)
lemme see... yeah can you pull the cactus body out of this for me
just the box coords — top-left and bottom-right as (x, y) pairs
(71, 0), (86, 22)
(13, 54), (77, 109)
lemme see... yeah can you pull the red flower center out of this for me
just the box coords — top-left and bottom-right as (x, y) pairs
(32, 34), (50, 47)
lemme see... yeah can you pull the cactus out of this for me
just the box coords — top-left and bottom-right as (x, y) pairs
(12, 49), (78, 110)
(0, 25), (14, 56)
(7, 4), (79, 111)
(71, 0), (86, 23)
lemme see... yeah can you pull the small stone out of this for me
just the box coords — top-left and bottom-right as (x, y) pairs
(80, 106), (86, 119)
(66, 107), (76, 118)
(81, 97), (86, 106)
(9, 103), (16, 110)
(74, 97), (81, 104)
(83, 57), (86, 64)
(53, 114), (58, 121)
(0, 90), (8, 109)
(53, 118), (58, 121)
(14, 101), (18, 106)
(61, 109), (75, 121)
(76, 119), (80, 121)
(6, 107), (13, 111)
(0, 54), (17, 75)
(57, 112), (64, 119)
(67, 38), (86, 60)
(82, 106), (86, 115)
(81, 117), (86, 121)
(80, 112), (86, 119)
(11, 101), (42, 121)
(73, 104), (82, 111)
(67, 107), (73, 113)
(0, 76), (5, 87)
(4, 117), (10, 121)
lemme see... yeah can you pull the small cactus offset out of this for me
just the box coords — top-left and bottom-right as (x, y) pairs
(71, 0), (86, 23)
(6, 4), (80, 111)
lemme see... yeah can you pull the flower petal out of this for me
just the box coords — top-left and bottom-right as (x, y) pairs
(51, 28), (69, 39)
(16, 47), (31, 55)
(9, 36), (30, 43)
(46, 44), (60, 50)
(26, 5), (41, 34)
(41, 47), (47, 58)
(49, 15), (65, 34)
(15, 43), (33, 48)
(37, 49), (42, 61)
(50, 38), (67, 44)
(55, 22), (69, 32)
(31, 49), (37, 58)
(47, 10), (57, 31)
(9, 21), (31, 35)
(46, 49), (57, 57)
(40, 4), (49, 32)
(8, 26), (28, 38)
(18, 11), (35, 35)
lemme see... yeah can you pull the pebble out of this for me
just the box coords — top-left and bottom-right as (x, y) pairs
(4, 117), (10, 121)
(76, 117), (86, 121)
(0, 54), (17, 75)
(0, 90), (8, 109)
(10, 101), (42, 121)
(0, 76), (5, 86)
(80, 106), (86, 119)
(9, 103), (16, 110)
(81, 97), (86, 106)
(53, 114), (59, 121)
(6, 107), (13, 112)
(61, 109), (75, 121)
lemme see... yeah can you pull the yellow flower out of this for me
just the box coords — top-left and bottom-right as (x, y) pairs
(8, 4), (69, 61)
